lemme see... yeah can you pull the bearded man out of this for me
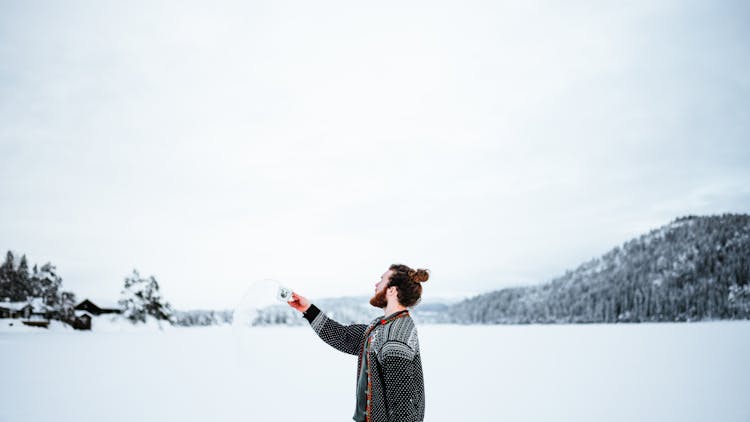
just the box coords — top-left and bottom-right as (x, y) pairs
(288, 263), (429, 422)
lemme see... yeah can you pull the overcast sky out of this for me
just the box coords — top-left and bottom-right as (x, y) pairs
(1, 0), (749, 309)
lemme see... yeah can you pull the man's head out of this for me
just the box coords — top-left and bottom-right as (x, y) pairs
(369, 264), (430, 309)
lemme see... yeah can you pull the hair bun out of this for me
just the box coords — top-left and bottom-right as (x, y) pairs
(412, 268), (429, 283)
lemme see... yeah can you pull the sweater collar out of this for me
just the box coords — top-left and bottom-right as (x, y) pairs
(380, 309), (409, 324)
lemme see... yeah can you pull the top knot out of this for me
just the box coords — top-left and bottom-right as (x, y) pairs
(409, 268), (430, 283)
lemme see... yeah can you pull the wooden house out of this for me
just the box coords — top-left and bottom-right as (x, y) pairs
(0, 301), (33, 319)
(72, 310), (93, 330)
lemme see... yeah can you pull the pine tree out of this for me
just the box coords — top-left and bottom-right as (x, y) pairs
(5, 253), (32, 301)
(0, 251), (13, 299)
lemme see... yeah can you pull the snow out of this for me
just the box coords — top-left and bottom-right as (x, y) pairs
(28, 297), (52, 311)
(0, 301), (31, 311)
(91, 314), (175, 332)
(1, 321), (749, 422)
(0, 315), (172, 334)
(74, 310), (93, 318)
(0, 318), (72, 333)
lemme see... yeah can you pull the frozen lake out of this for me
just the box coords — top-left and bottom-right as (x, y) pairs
(2, 320), (749, 422)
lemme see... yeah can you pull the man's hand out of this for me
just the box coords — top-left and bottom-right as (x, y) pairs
(288, 292), (311, 313)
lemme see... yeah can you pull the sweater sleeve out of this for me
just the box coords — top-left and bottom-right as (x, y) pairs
(302, 304), (368, 356)
(377, 340), (422, 421)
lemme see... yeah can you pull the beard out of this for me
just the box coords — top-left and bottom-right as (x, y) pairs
(369, 288), (388, 309)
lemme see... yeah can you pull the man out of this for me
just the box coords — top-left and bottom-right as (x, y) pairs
(288, 264), (429, 422)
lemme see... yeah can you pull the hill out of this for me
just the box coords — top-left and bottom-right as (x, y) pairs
(451, 214), (750, 323)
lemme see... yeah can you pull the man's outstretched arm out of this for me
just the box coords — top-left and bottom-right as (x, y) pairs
(289, 292), (367, 356)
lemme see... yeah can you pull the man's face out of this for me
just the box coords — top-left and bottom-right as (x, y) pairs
(369, 270), (393, 309)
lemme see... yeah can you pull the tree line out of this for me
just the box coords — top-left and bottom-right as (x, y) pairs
(451, 214), (750, 324)
(0, 251), (77, 319)
(5, 213), (749, 327)
(0, 252), (176, 325)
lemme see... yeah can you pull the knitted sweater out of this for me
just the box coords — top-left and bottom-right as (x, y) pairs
(303, 304), (425, 422)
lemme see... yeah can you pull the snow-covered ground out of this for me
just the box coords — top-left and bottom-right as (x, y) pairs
(1, 319), (749, 422)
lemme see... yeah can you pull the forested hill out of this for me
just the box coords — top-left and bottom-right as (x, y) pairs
(451, 214), (750, 324)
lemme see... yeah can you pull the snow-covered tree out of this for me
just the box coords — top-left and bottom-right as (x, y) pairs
(31, 263), (62, 306)
(118, 269), (174, 324)
(0, 250), (71, 318)
(728, 284), (750, 316)
(59, 291), (77, 320)
(450, 214), (750, 324)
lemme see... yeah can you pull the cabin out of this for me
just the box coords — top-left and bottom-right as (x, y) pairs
(0, 299), (51, 328)
(69, 299), (122, 330)
(0, 301), (33, 319)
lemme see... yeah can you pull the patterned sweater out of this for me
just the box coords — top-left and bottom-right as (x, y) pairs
(303, 304), (425, 422)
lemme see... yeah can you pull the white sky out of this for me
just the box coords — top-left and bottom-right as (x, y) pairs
(1, 0), (749, 309)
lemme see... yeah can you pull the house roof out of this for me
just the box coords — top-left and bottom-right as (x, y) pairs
(74, 310), (94, 318)
(77, 298), (121, 310)
(0, 302), (33, 311)
(28, 298), (52, 312)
